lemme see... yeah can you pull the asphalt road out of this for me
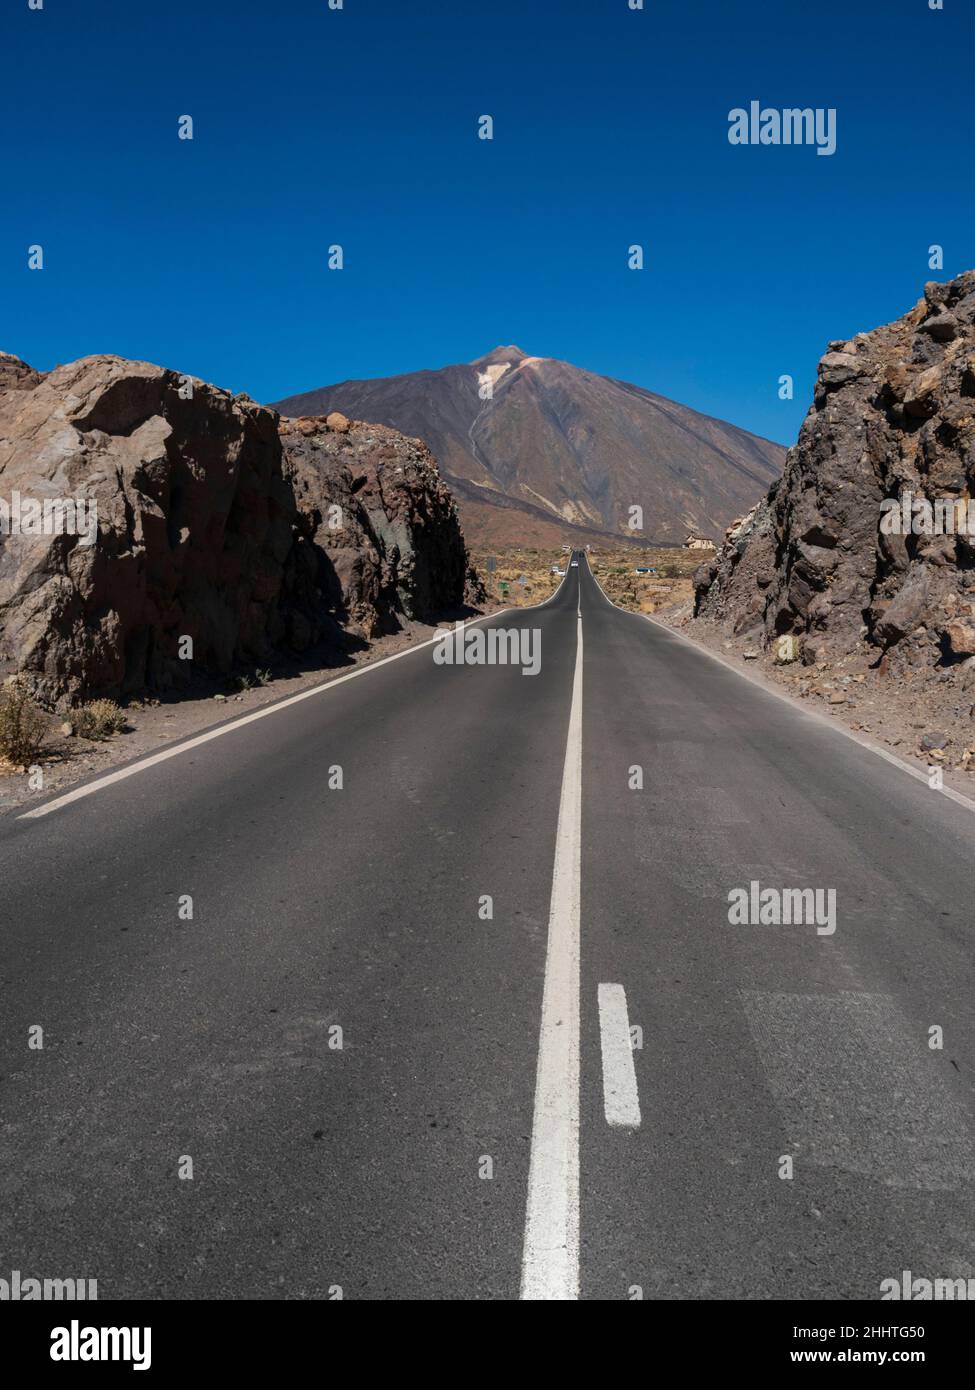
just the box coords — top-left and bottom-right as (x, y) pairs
(2, 554), (974, 1300)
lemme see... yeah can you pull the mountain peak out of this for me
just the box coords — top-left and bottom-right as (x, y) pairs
(473, 345), (528, 366)
(270, 348), (785, 548)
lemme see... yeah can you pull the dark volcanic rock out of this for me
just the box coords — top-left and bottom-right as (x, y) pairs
(695, 271), (975, 677)
(279, 414), (478, 637)
(692, 498), (778, 638)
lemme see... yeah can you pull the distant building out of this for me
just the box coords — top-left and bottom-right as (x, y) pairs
(683, 534), (715, 550)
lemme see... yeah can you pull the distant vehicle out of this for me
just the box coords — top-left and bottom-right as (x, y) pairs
(570, 560), (579, 568)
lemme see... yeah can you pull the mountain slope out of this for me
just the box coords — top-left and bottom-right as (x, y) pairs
(272, 347), (785, 547)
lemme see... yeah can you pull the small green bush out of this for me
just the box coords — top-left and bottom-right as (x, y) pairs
(0, 678), (48, 766)
(229, 669), (272, 693)
(73, 699), (127, 740)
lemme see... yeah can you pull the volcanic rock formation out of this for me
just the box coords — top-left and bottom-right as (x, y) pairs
(279, 412), (484, 639)
(694, 271), (975, 679)
(0, 354), (476, 704)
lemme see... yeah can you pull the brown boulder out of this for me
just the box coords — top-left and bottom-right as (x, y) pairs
(904, 364), (943, 419)
(0, 355), (303, 703)
(945, 619), (975, 656)
(0, 354), (480, 703)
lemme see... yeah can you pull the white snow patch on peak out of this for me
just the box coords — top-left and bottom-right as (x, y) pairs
(477, 362), (512, 386)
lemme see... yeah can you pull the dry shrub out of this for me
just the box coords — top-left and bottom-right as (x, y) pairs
(0, 678), (48, 766)
(73, 699), (127, 740)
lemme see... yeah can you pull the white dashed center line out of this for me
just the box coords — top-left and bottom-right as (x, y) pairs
(597, 983), (641, 1129)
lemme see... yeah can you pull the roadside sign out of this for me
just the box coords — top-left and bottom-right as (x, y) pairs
(499, 580), (509, 594)
(486, 556), (496, 574)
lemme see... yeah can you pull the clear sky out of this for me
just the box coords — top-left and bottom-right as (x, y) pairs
(4, 0), (972, 446)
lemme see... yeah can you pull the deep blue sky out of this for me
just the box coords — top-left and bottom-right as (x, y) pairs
(4, 0), (972, 446)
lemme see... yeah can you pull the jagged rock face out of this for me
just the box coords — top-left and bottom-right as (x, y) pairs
(695, 271), (975, 671)
(0, 352), (43, 393)
(692, 498), (779, 637)
(279, 415), (477, 638)
(0, 354), (479, 703)
(0, 355), (312, 703)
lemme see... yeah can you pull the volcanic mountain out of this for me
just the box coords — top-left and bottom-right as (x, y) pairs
(272, 347), (785, 548)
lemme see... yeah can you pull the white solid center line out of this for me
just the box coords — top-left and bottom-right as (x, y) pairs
(520, 591), (583, 1301)
(597, 983), (641, 1128)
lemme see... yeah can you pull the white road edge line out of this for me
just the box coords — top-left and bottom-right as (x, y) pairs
(521, 569), (583, 1301)
(597, 983), (641, 1128)
(17, 595), (555, 822)
(583, 556), (975, 819)
(20, 566), (579, 822)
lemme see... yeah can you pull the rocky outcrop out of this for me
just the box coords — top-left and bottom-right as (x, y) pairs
(692, 498), (779, 637)
(0, 352), (43, 394)
(0, 353), (479, 704)
(0, 355), (317, 704)
(695, 271), (975, 675)
(279, 413), (481, 638)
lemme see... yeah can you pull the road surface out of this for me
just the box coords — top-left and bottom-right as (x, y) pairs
(1, 555), (974, 1300)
